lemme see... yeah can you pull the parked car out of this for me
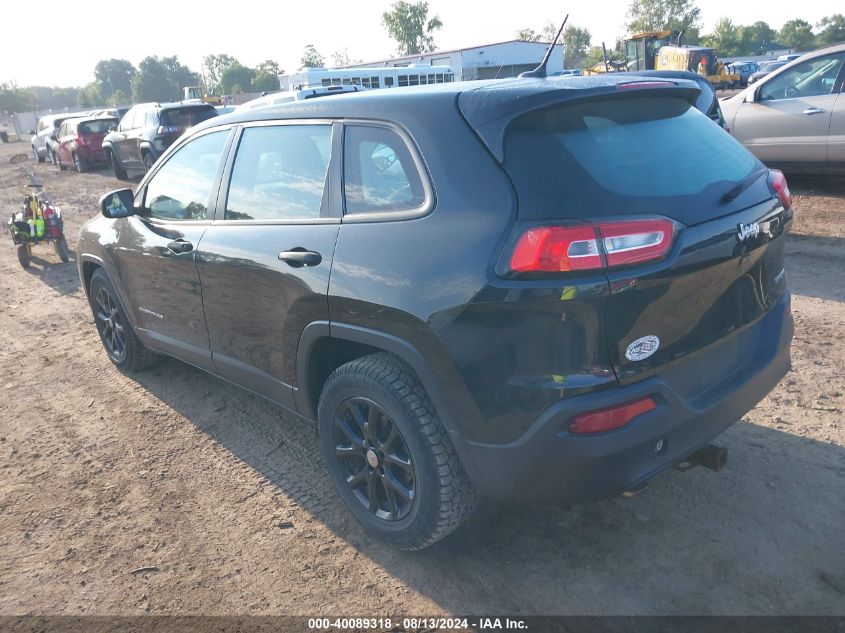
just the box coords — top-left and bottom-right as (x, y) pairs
(54, 116), (119, 172)
(78, 73), (794, 550)
(30, 114), (75, 163)
(102, 102), (217, 179)
(721, 42), (845, 174)
(777, 53), (802, 62)
(93, 106), (130, 120)
(726, 61), (759, 86)
(747, 60), (788, 84)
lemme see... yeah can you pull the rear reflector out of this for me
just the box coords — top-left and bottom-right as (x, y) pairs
(569, 397), (656, 434)
(768, 169), (792, 209)
(509, 218), (675, 273)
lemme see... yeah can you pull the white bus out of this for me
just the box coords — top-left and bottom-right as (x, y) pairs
(282, 65), (456, 91)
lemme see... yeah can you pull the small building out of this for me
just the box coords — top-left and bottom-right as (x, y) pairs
(341, 40), (564, 81)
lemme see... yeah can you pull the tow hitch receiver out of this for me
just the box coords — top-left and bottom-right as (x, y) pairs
(674, 444), (728, 473)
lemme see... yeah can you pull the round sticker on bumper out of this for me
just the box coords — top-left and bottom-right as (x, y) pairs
(625, 335), (660, 361)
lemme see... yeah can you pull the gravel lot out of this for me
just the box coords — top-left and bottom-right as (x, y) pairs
(0, 141), (843, 617)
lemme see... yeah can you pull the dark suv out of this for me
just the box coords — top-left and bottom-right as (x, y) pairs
(78, 75), (793, 550)
(101, 101), (217, 178)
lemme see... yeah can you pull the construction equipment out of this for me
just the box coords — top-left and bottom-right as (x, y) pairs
(655, 45), (741, 89)
(182, 84), (224, 106)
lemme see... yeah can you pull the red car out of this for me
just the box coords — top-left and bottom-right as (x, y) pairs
(54, 116), (118, 172)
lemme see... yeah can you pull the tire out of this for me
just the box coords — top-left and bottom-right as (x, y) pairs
(55, 151), (63, 170)
(108, 149), (127, 180)
(142, 151), (155, 173)
(318, 353), (478, 550)
(55, 237), (69, 262)
(32, 145), (44, 163)
(73, 152), (87, 173)
(88, 268), (158, 371)
(17, 244), (31, 269)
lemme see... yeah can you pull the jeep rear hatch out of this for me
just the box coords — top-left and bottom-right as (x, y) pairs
(487, 87), (791, 389)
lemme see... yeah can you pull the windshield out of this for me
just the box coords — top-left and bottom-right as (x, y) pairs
(502, 95), (759, 224)
(759, 61), (786, 73)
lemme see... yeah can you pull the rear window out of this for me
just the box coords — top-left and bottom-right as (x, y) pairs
(160, 107), (217, 129)
(79, 119), (116, 135)
(502, 95), (758, 222)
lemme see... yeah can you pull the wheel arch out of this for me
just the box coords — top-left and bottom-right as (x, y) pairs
(296, 322), (457, 436)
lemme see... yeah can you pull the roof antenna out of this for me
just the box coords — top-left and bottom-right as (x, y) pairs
(519, 14), (569, 78)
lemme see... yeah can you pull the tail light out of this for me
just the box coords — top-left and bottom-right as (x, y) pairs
(569, 397), (656, 434)
(76, 134), (88, 146)
(768, 169), (792, 209)
(509, 218), (675, 273)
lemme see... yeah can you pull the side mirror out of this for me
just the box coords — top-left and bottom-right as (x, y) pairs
(100, 189), (135, 219)
(50, 134), (58, 142)
(108, 124), (117, 132)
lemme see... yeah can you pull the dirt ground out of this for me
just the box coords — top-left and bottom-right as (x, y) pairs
(0, 141), (843, 617)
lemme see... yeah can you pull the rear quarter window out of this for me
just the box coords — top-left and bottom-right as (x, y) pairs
(502, 95), (758, 223)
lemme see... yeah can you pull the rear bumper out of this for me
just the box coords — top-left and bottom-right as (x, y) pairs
(77, 146), (108, 163)
(457, 292), (793, 505)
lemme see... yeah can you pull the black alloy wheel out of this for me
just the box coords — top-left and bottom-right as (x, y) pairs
(94, 286), (127, 362)
(332, 397), (416, 522)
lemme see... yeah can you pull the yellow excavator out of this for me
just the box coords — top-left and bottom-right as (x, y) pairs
(583, 31), (740, 89)
(182, 84), (224, 106)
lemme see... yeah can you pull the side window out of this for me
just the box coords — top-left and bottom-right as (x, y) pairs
(224, 124), (331, 221)
(142, 130), (229, 221)
(343, 125), (426, 215)
(759, 53), (845, 101)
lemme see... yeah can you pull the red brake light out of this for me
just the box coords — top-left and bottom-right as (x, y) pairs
(569, 397), (656, 434)
(510, 226), (603, 272)
(768, 169), (791, 209)
(509, 219), (675, 273)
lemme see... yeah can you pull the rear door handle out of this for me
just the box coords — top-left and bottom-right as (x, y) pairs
(803, 107), (825, 115)
(167, 239), (193, 254)
(278, 249), (322, 268)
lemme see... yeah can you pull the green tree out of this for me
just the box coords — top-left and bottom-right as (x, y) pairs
(625, 0), (701, 35)
(77, 83), (102, 108)
(738, 21), (777, 54)
(220, 63), (254, 94)
(707, 17), (742, 56)
(815, 14), (845, 46)
(94, 59), (136, 100)
(132, 56), (197, 102)
(109, 89), (129, 106)
(253, 72), (280, 92)
(202, 54), (238, 93)
(563, 25), (591, 69)
(779, 19), (815, 50)
(332, 48), (362, 67)
(0, 82), (35, 113)
(257, 59), (282, 76)
(162, 56), (199, 93)
(516, 28), (542, 42)
(26, 86), (78, 111)
(300, 44), (325, 69)
(382, 1), (443, 55)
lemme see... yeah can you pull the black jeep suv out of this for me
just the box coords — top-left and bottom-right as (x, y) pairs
(78, 75), (793, 550)
(101, 101), (217, 178)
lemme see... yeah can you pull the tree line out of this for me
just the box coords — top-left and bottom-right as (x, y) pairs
(518, 0), (844, 70)
(3, 0), (844, 114)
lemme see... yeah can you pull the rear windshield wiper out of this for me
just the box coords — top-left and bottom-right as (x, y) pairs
(721, 167), (768, 204)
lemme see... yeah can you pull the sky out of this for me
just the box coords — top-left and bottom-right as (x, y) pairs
(1, 0), (842, 87)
